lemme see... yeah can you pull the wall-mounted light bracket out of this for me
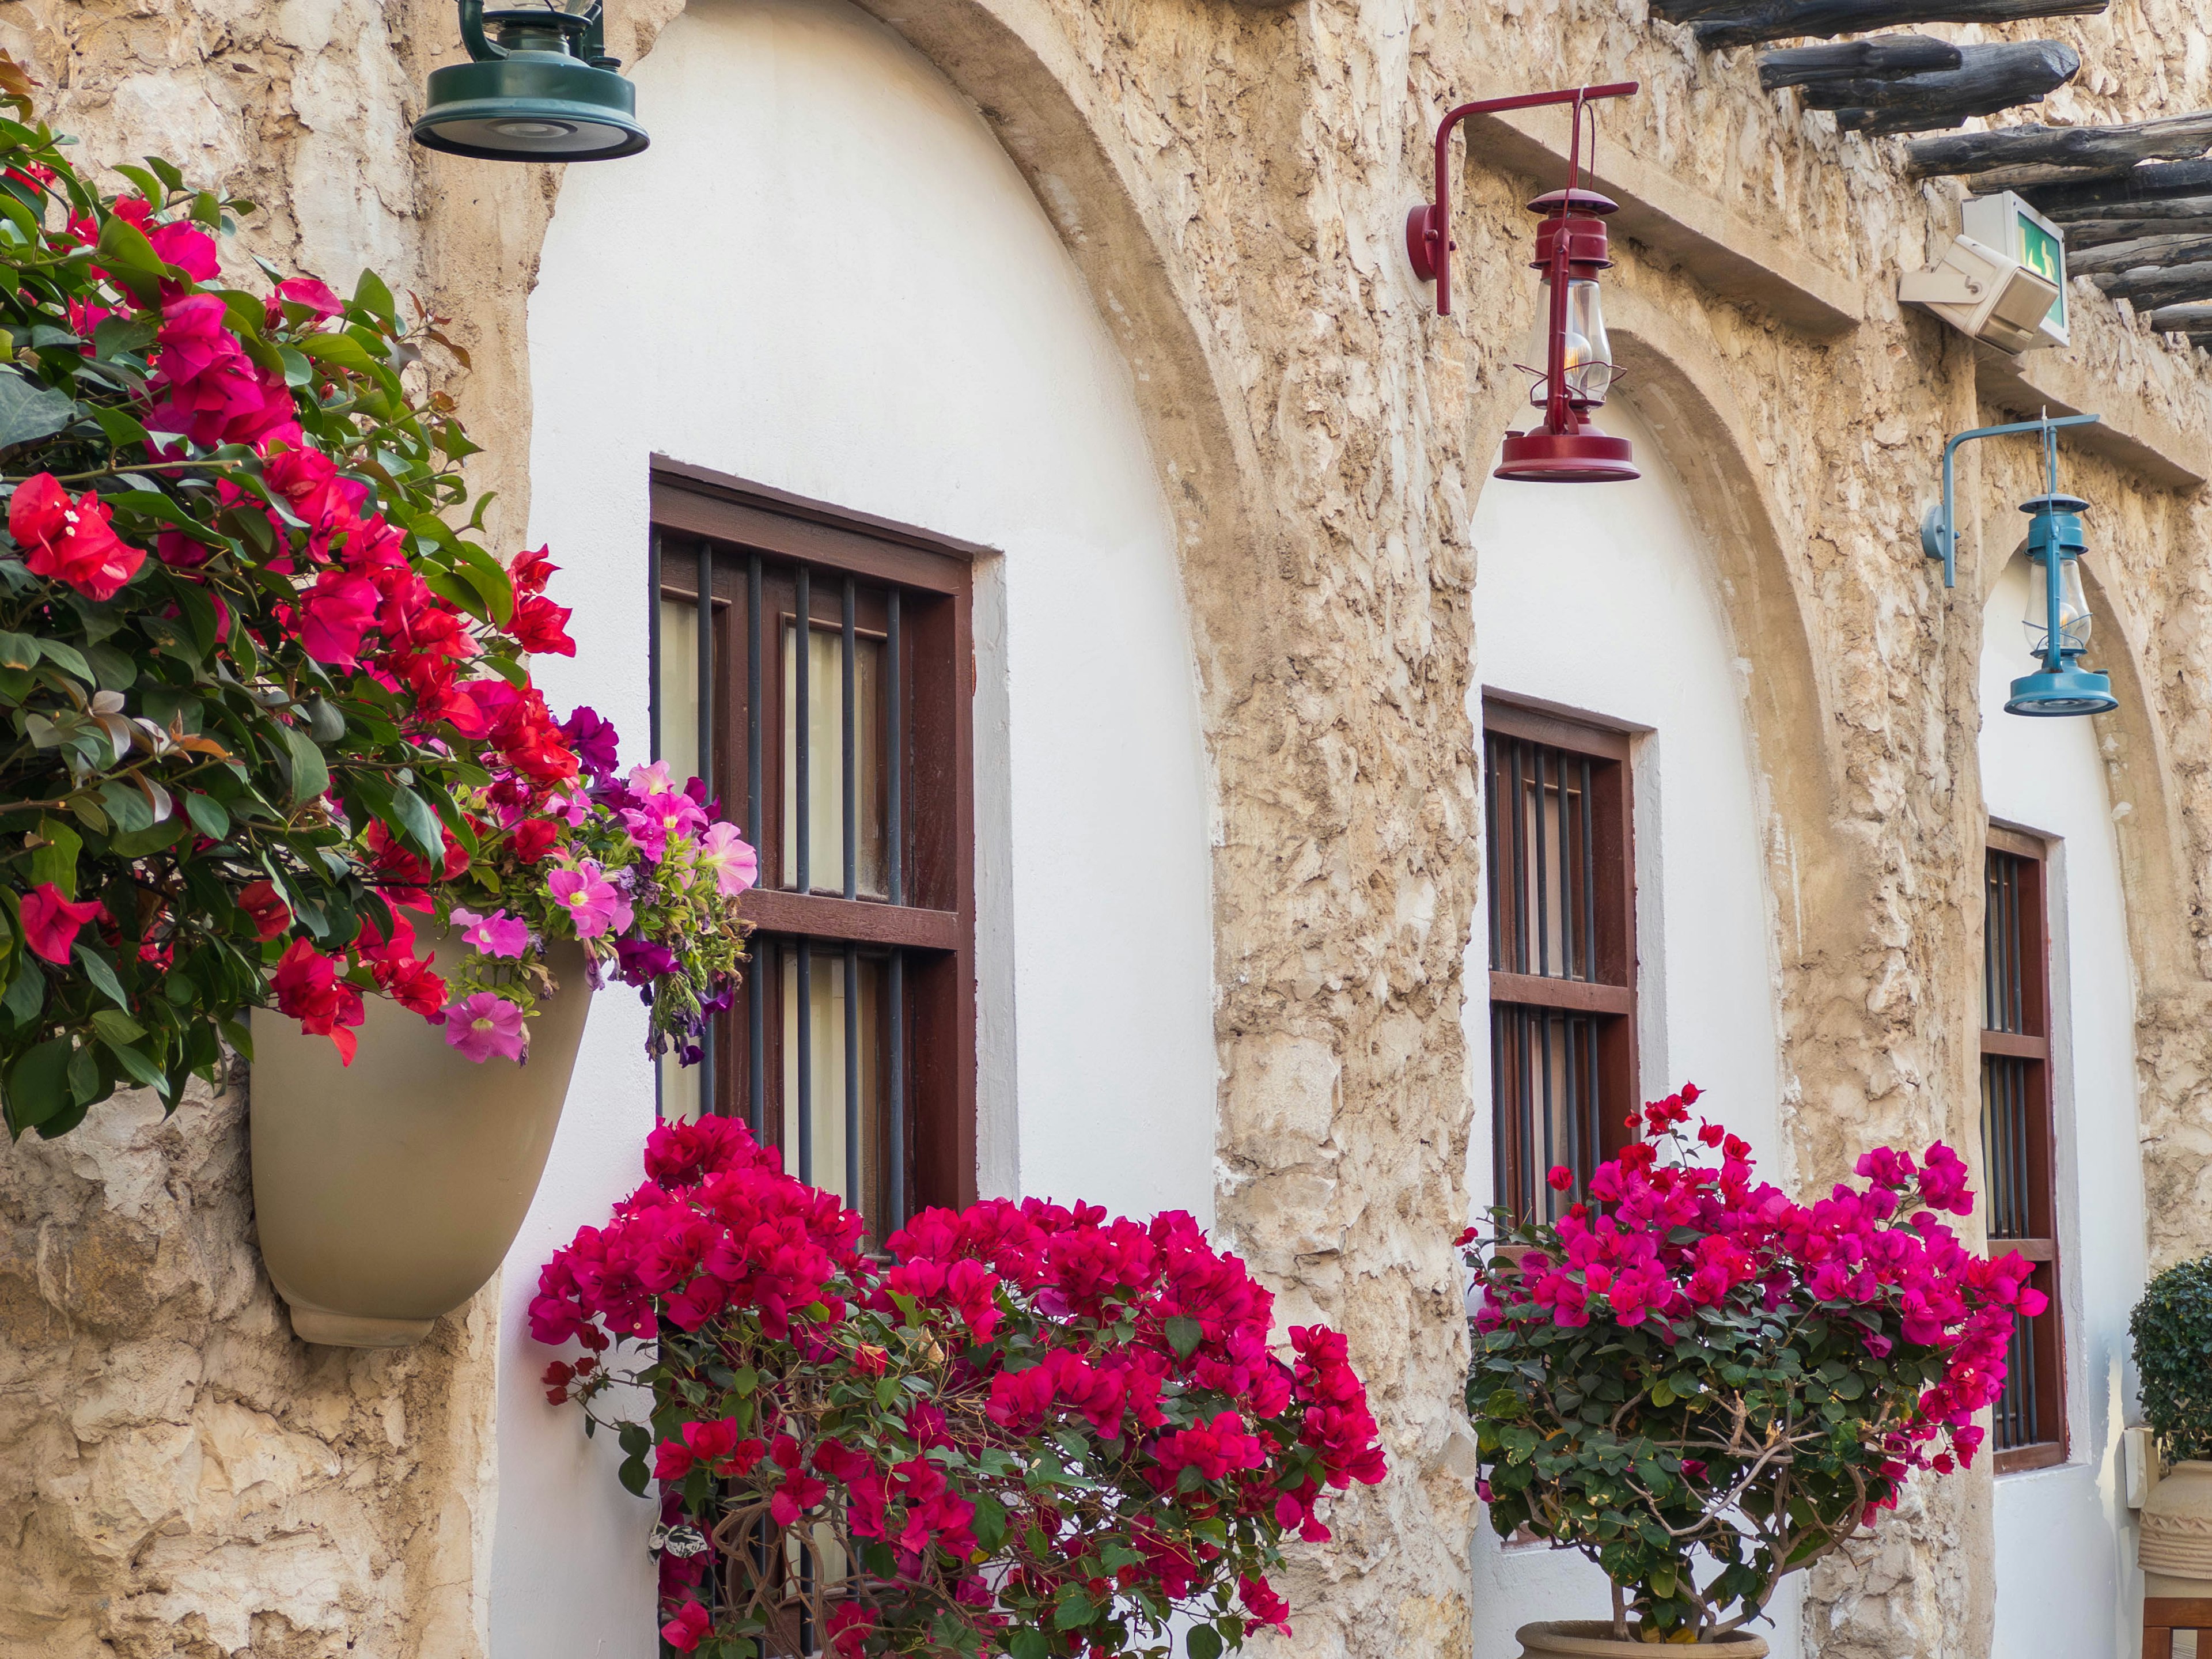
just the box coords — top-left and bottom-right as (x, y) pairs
(1406, 81), (1637, 320)
(1919, 411), (2099, 589)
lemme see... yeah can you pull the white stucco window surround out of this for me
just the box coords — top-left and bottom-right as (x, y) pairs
(1978, 549), (2148, 1659)
(490, 0), (1215, 1650)
(1462, 400), (1794, 1658)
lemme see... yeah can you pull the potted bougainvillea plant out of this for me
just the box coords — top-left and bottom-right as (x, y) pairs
(1461, 1085), (2045, 1655)
(2131, 1254), (2212, 1597)
(0, 74), (758, 1343)
(535, 1116), (1389, 1658)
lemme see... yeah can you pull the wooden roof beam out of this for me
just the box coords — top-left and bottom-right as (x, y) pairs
(1650, 0), (2105, 53)
(1821, 42), (2078, 135)
(1758, 37), (1961, 90)
(1907, 110), (2212, 180)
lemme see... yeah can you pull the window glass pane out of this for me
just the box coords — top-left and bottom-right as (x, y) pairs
(1485, 733), (1595, 983)
(659, 596), (700, 787)
(781, 619), (886, 897)
(780, 949), (885, 1237)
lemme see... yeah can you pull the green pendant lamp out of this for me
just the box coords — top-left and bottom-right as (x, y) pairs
(414, 0), (648, 163)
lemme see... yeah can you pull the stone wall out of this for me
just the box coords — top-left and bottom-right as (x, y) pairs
(3, 0), (2212, 1656)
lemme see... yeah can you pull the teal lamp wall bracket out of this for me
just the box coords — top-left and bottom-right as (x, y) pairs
(1919, 411), (2100, 589)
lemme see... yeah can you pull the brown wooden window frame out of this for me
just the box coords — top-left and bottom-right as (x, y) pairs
(649, 461), (979, 1236)
(1982, 825), (2069, 1474)
(1482, 695), (1639, 1226)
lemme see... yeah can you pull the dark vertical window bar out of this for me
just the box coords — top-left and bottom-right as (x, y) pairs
(796, 937), (813, 1183)
(1532, 748), (1550, 976)
(1509, 744), (1527, 972)
(885, 588), (904, 1232)
(844, 945), (861, 1213)
(795, 564), (810, 894)
(647, 531), (662, 760)
(1578, 757), (1596, 980)
(888, 949), (906, 1233)
(842, 576), (857, 901)
(696, 544), (716, 1111)
(745, 554), (764, 1136)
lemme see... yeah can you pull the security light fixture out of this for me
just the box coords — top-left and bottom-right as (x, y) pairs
(1900, 194), (2066, 355)
(1919, 411), (2116, 718)
(1407, 81), (1641, 483)
(413, 0), (648, 163)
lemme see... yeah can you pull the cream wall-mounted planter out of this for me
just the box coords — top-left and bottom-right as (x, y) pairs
(2141, 1459), (2212, 1597)
(1516, 1624), (1770, 1657)
(249, 935), (594, 1348)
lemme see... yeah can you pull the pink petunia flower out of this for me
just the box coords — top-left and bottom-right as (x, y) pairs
(693, 821), (759, 898)
(453, 906), (531, 959)
(443, 992), (526, 1063)
(546, 859), (633, 939)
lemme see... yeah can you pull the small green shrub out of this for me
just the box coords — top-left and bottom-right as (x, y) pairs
(2131, 1254), (2212, 1464)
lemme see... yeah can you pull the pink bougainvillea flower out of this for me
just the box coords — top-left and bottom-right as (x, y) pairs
(272, 937), (365, 1063)
(546, 859), (632, 940)
(9, 473), (147, 601)
(443, 991), (525, 1063)
(693, 821), (759, 898)
(660, 1602), (711, 1654)
(19, 882), (107, 964)
(145, 292), (298, 449)
(453, 906), (530, 960)
(297, 567), (380, 669)
(269, 275), (343, 321)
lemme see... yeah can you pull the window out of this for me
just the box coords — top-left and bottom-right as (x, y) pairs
(649, 463), (977, 1241)
(1482, 698), (1637, 1224)
(1981, 830), (2067, 1470)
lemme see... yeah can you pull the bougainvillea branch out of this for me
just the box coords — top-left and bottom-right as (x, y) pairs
(1463, 1084), (2043, 1639)
(536, 1119), (1388, 1659)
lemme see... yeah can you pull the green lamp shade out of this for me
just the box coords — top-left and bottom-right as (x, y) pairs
(414, 54), (647, 161)
(2005, 665), (2117, 718)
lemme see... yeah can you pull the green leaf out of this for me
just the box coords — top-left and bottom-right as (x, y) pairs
(91, 314), (158, 360)
(0, 627), (37, 669)
(1052, 1590), (1096, 1631)
(3, 1036), (73, 1133)
(74, 944), (130, 1011)
(36, 638), (91, 683)
(352, 267), (398, 326)
(387, 785), (444, 863)
(297, 331), (380, 375)
(0, 366), (77, 450)
(30, 819), (81, 897)
(101, 1035), (166, 1094)
(1165, 1316), (1203, 1361)
(275, 724), (329, 805)
(183, 791), (229, 839)
(1009, 1633), (1050, 1659)
(1188, 1627), (1224, 1659)
(1, 956), (44, 1024)
(90, 404), (150, 449)
(94, 214), (166, 306)
(89, 1008), (145, 1044)
(98, 778), (154, 835)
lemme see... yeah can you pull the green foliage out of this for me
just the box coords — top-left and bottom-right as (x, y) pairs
(0, 94), (527, 1135)
(2132, 1253), (2212, 1464)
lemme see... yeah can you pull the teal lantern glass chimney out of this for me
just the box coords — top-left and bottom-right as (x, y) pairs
(2006, 492), (2116, 717)
(413, 1), (647, 163)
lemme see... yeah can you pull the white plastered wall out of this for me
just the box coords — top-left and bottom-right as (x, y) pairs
(1978, 549), (2147, 1659)
(488, 0), (1215, 1647)
(1461, 401), (1796, 1656)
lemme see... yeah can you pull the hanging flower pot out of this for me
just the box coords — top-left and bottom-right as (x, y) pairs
(249, 933), (594, 1349)
(1515, 1626), (1768, 1658)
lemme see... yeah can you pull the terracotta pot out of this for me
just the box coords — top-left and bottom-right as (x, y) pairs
(249, 935), (594, 1348)
(2142, 1459), (2212, 1597)
(1515, 1623), (1770, 1657)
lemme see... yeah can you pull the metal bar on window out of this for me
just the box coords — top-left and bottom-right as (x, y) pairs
(796, 565), (811, 894)
(844, 944), (860, 1209)
(889, 948), (906, 1232)
(888, 589), (903, 908)
(698, 543), (717, 1112)
(647, 530), (663, 760)
(748, 939), (766, 1138)
(842, 575), (857, 902)
(1533, 747), (1550, 977)
(1579, 756), (1595, 981)
(1491, 1009), (1507, 1213)
(1509, 743), (1527, 975)
(1484, 741), (1502, 969)
(797, 936), (813, 1183)
(747, 552), (763, 849)
(1563, 1007), (1580, 1202)
(1582, 1018), (1600, 1183)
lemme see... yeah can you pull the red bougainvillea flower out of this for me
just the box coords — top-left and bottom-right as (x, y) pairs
(9, 474), (147, 601)
(19, 883), (107, 964)
(237, 878), (291, 941)
(510, 592), (576, 656)
(272, 937), (365, 1063)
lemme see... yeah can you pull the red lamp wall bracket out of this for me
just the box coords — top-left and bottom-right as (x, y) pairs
(1406, 81), (1637, 317)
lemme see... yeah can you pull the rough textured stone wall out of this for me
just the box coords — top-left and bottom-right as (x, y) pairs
(4, 0), (2212, 1656)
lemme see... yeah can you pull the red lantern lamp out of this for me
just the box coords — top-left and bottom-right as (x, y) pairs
(1406, 82), (1639, 484)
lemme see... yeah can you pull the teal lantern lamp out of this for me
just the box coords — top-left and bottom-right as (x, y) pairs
(413, 0), (648, 162)
(1920, 410), (2118, 718)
